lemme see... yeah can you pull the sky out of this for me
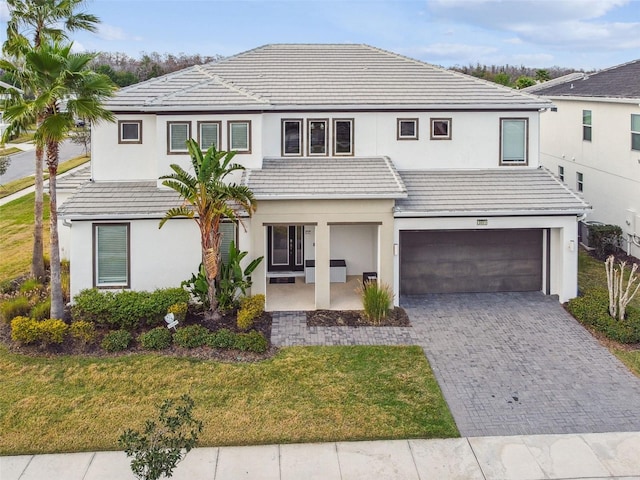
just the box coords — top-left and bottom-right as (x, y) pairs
(1, 0), (639, 71)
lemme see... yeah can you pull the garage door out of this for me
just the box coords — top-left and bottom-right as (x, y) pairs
(400, 229), (543, 295)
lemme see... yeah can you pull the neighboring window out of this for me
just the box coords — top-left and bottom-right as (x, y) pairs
(632, 114), (640, 151)
(198, 121), (220, 151)
(308, 119), (328, 155)
(167, 121), (190, 154)
(582, 110), (592, 141)
(333, 119), (354, 156)
(577, 172), (584, 192)
(219, 222), (237, 264)
(430, 118), (452, 140)
(500, 118), (528, 165)
(118, 120), (142, 144)
(282, 119), (302, 156)
(397, 118), (418, 140)
(558, 165), (565, 182)
(228, 121), (251, 153)
(93, 223), (130, 288)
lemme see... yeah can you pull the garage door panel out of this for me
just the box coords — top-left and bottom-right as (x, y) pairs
(400, 229), (542, 294)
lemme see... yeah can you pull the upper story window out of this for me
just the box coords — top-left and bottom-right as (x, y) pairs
(576, 172), (584, 192)
(198, 121), (220, 151)
(308, 119), (328, 156)
(93, 223), (130, 288)
(333, 119), (354, 156)
(397, 118), (418, 140)
(118, 120), (142, 144)
(228, 120), (251, 153)
(430, 118), (452, 140)
(167, 121), (190, 154)
(282, 119), (302, 156)
(582, 110), (592, 141)
(500, 118), (528, 165)
(558, 165), (565, 182)
(632, 114), (640, 151)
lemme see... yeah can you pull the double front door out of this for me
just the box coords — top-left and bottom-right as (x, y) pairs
(267, 225), (305, 272)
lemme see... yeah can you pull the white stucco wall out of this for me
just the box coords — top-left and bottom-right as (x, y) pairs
(539, 99), (640, 257)
(330, 224), (378, 275)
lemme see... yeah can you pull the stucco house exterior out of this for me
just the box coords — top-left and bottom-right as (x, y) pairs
(59, 44), (589, 309)
(525, 60), (640, 258)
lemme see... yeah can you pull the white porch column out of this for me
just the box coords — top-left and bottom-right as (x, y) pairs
(315, 222), (331, 309)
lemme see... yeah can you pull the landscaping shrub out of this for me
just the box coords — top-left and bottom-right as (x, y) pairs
(101, 329), (133, 352)
(30, 299), (51, 321)
(38, 319), (68, 345)
(181, 264), (210, 309)
(19, 278), (44, 297)
(0, 296), (31, 323)
(567, 289), (640, 343)
(173, 325), (210, 349)
(237, 294), (265, 331)
(11, 316), (41, 345)
(139, 327), (173, 350)
(70, 321), (98, 345)
(206, 328), (236, 349)
(233, 330), (268, 353)
(72, 288), (113, 325)
(588, 224), (622, 259)
(359, 281), (393, 325)
(168, 302), (188, 323)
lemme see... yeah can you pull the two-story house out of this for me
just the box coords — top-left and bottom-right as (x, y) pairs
(526, 60), (640, 258)
(59, 44), (589, 310)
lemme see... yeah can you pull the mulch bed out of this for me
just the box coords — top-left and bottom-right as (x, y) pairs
(306, 307), (410, 327)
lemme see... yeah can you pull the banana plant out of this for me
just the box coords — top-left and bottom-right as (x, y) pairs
(215, 241), (263, 311)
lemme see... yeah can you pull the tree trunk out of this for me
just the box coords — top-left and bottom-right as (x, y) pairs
(202, 227), (222, 322)
(47, 142), (64, 320)
(31, 144), (46, 280)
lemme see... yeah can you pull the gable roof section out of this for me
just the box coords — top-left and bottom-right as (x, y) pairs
(109, 44), (551, 111)
(526, 59), (640, 99)
(395, 168), (590, 217)
(243, 157), (407, 200)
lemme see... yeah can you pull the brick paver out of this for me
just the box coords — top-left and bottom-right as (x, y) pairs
(271, 292), (640, 437)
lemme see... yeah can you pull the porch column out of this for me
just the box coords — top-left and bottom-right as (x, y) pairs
(315, 222), (330, 309)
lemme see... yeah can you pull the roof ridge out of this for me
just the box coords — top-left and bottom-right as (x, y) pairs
(381, 155), (407, 195)
(197, 66), (270, 104)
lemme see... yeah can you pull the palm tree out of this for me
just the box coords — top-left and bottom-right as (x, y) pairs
(3, 0), (99, 280)
(3, 41), (116, 318)
(159, 140), (257, 319)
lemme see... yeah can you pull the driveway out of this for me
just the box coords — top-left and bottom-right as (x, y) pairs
(402, 292), (640, 437)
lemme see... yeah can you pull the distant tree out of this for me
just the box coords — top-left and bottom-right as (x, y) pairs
(494, 72), (512, 87)
(0, 155), (11, 177)
(69, 126), (91, 156)
(535, 69), (551, 82)
(515, 76), (536, 89)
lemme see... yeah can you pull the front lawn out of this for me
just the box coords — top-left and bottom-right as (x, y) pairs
(0, 345), (458, 455)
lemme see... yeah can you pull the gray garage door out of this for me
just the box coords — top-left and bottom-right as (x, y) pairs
(400, 229), (543, 294)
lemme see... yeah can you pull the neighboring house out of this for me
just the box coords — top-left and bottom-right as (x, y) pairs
(59, 44), (590, 309)
(525, 60), (640, 258)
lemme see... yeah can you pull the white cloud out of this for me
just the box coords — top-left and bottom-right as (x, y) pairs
(97, 24), (142, 42)
(0, 1), (9, 22)
(511, 53), (555, 65)
(70, 41), (86, 53)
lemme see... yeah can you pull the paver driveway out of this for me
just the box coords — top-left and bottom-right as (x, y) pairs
(402, 292), (640, 437)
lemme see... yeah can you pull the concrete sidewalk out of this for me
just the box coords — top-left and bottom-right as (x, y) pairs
(2, 432), (640, 480)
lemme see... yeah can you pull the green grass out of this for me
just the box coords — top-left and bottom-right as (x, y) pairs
(578, 249), (640, 309)
(0, 155), (89, 199)
(0, 344), (458, 455)
(0, 147), (20, 156)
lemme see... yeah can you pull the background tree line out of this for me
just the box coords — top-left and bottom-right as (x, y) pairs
(450, 63), (588, 89)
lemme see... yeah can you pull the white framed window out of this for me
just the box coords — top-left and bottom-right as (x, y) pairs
(308, 119), (328, 155)
(577, 172), (584, 192)
(282, 119), (302, 156)
(397, 118), (418, 140)
(333, 119), (354, 156)
(198, 121), (220, 151)
(167, 121), (191, 154)
(118, 120), (142, 144)
(430, 118), (451, 140)
(583, 110), (592, 141)
(93, 223), (130, 288)
(228, 120), (251, 153)
(558, 165), (565, 182)
(632, 114), (640, 151)
(500, 118), (528, 165)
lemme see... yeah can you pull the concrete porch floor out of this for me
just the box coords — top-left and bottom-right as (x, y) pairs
(266, 275), (363, 311)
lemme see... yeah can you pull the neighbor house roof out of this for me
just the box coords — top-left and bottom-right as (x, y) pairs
(243, 157), (407, 200)
(109, 44), (551, 112)
(524, 59), (640, 99)
(54, 165), (91, 191)
(394, 168), (591, 217)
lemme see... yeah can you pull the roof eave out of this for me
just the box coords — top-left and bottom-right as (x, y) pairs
(539, 95), (640, 104)
(393, 207), (591, 218)
(254, 193), (407, 201)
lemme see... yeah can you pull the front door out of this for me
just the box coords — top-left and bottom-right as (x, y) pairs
(267, 225), (304, 272)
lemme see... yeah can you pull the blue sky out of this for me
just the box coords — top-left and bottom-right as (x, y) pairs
(1, 0), (639, 70)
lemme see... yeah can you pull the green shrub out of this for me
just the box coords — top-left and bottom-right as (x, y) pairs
(148, 289), (191, 326)
(567, 289), (640, 343)
(173, 325), (210, 348)
(588, 224), (622, 259)
(168, 302), (188, 322)
(237, 294), (265, 331)
(30, 299), (51, 321)
(72, 289), (114, 325)
(206, 328), (236, 349)
(101, 329), (133, 352)
(39, 319), (68, 345)
(70, 321), (98, 345)
(359, 281), (393, 325)
(139, 327), (173, 350)
(11, 316), (41, 345)
(233, 330), (268, 353)
(0, 296), (31, 323)
(19, 278), (44, 296)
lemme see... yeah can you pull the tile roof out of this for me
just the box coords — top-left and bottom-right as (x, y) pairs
(394, 168), (590, 217)
(524, 60), (640, 99)
(55, 164), (91, 191)
(243, 157), (407, 200)
(109, 44), (551, 111)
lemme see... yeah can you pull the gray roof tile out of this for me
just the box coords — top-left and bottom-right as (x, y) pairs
(55, 165), (91, 191)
